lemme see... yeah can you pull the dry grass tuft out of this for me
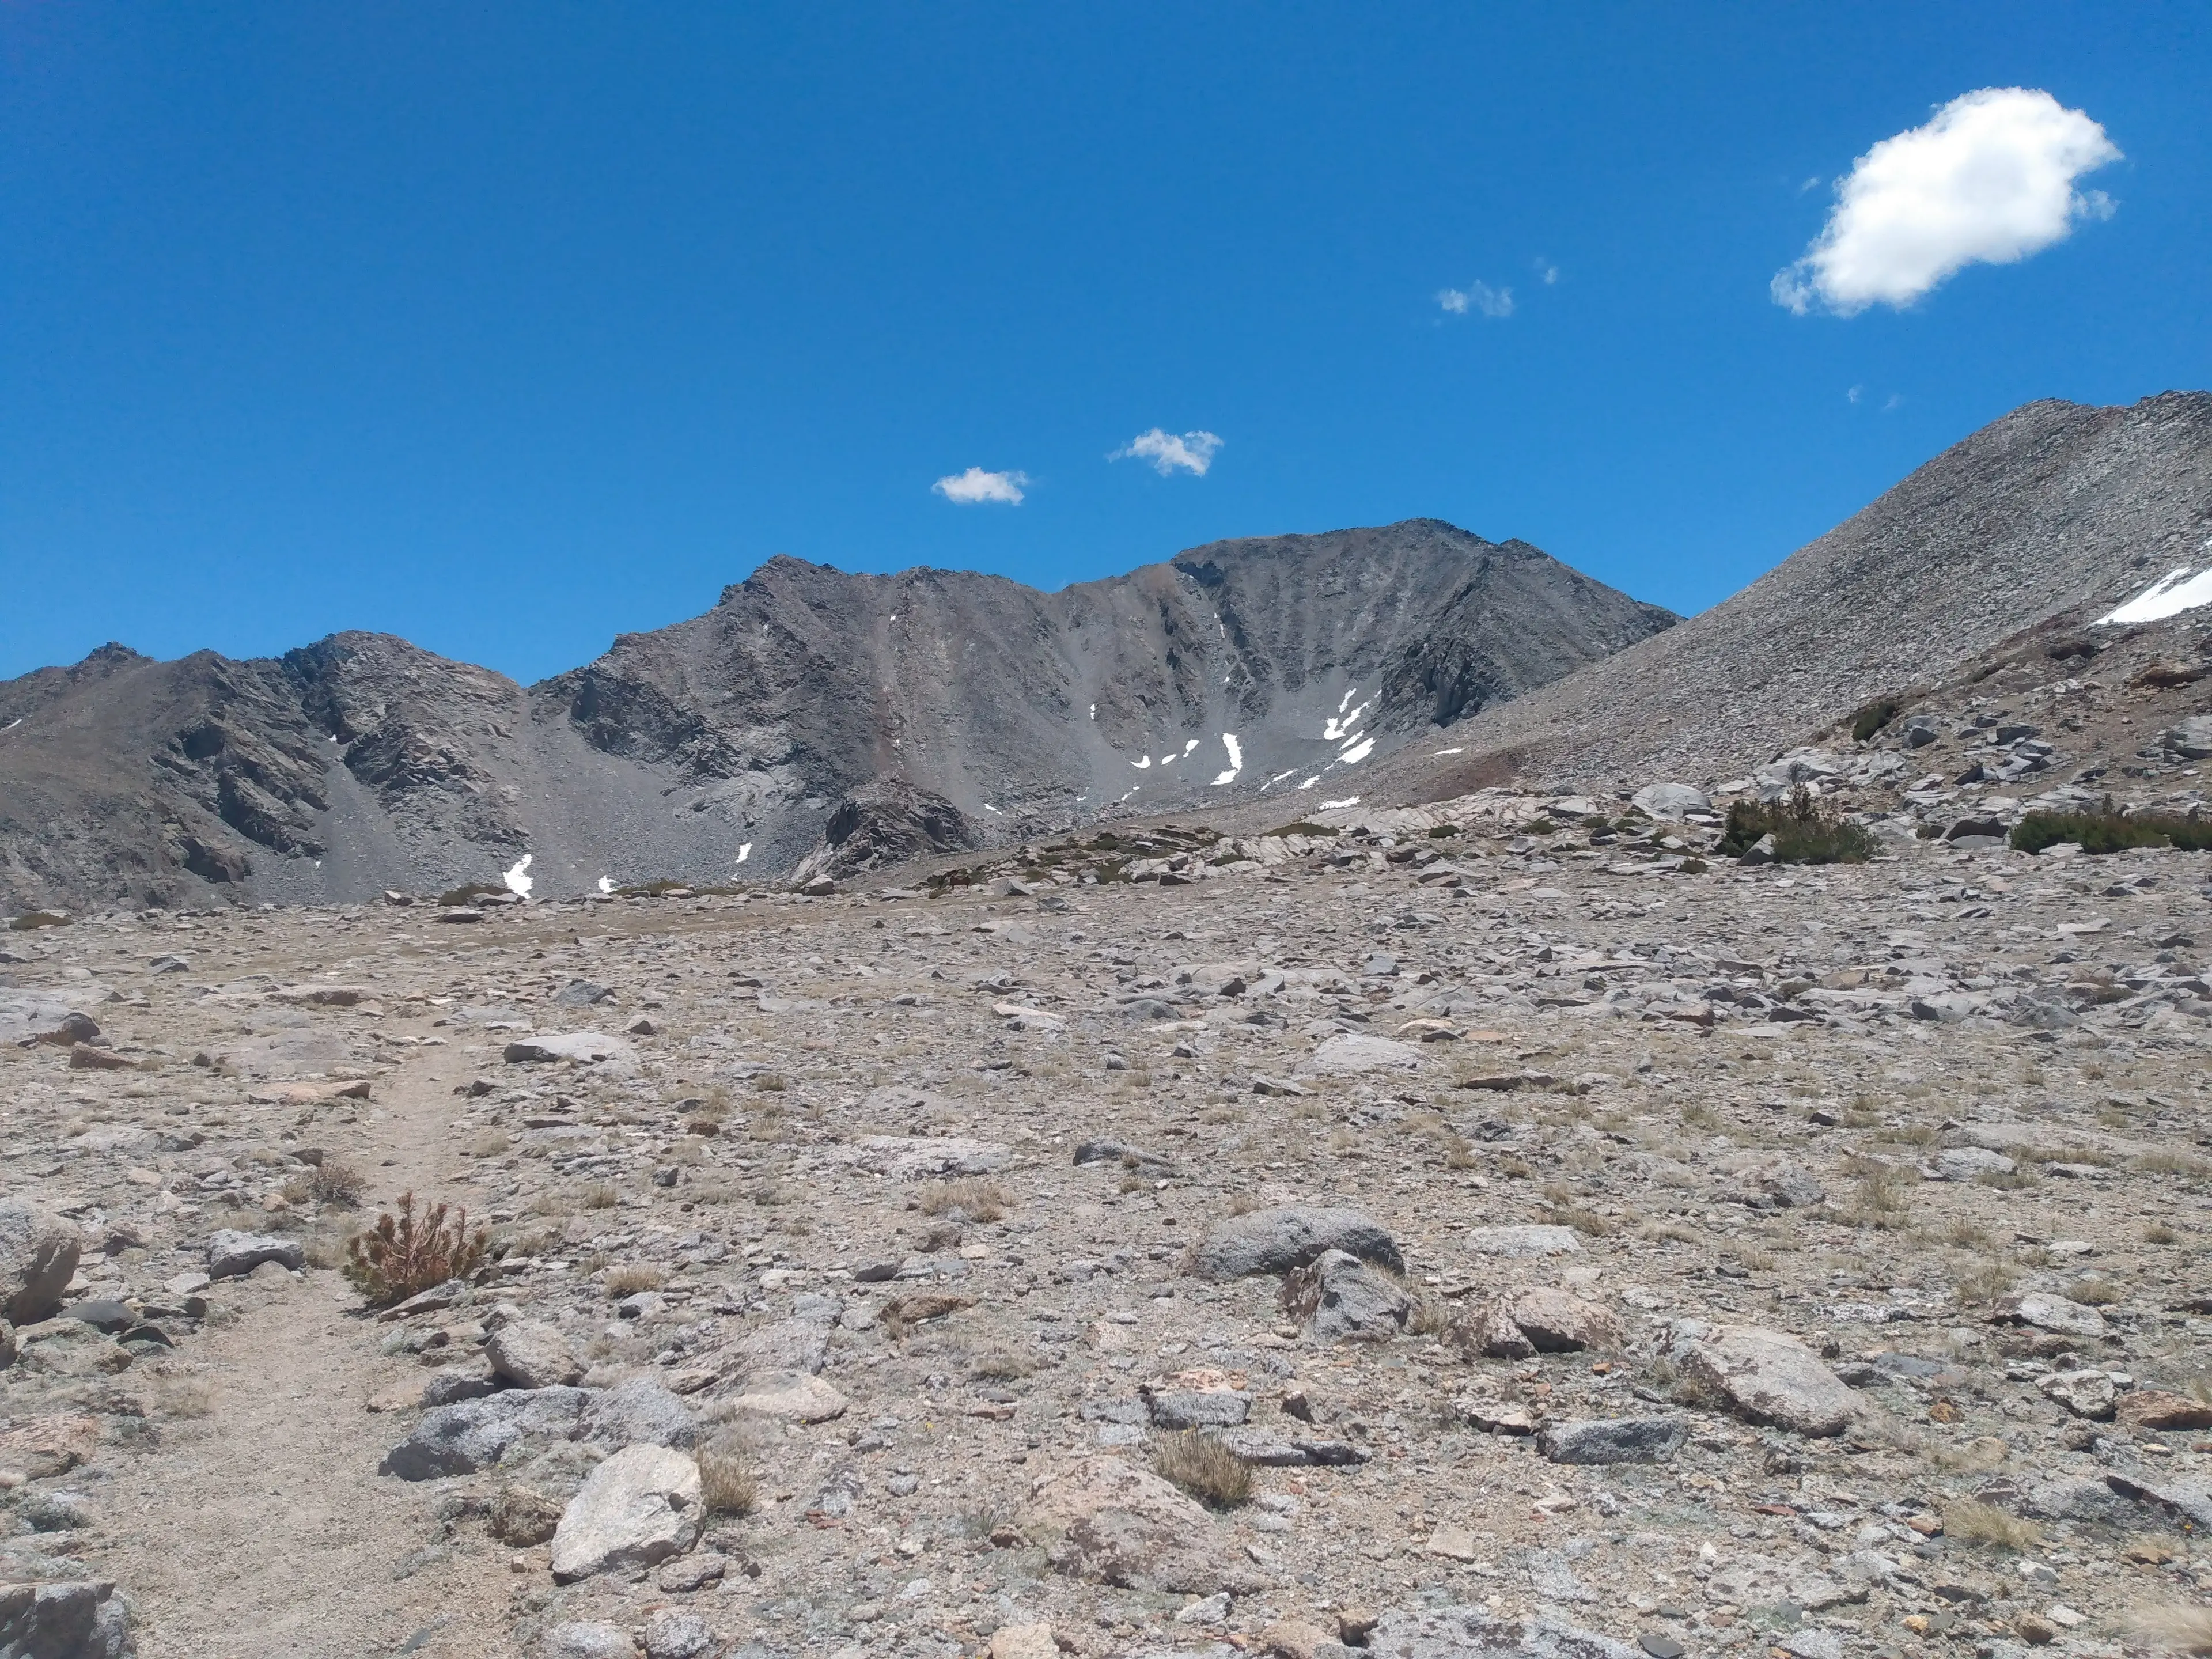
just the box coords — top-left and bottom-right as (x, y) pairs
(1151, 1430), (1252, 1509)
(1943, 1500), (2040, 1551)
(918, 1177), (1009, 1222)
(968, 1346), (1036, 1381)
(698, 1440), (759, 1516)
(576, 1183), (619, 1210)
(1952, 1259), (2018, 1306)
(601, 1263), (667, 1296)
(2067, 1275), (2124, 1306)
(2128, 1607), (2212, 1656)
(2146, 1221), (2183, 1246)
(1931, 1436), (2010, 1475)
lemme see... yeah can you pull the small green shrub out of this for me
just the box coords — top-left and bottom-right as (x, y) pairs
(1715, 787), (1874, 865)
(1427, 824), (1460, 838)
(2011, 802), (2212, 855)
(1263, 821), (1339, 838)
(1851, 698), (1902, 743)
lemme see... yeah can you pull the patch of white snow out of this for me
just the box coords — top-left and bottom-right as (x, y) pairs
(502, 854), (533, 897)
(1298, 777), (1319, 790)
(1319, 795), (1360, 810)
(736, 843), (752, 863)
(1209, 732), (1244, 786)
(597, 876), (615, 894)
(1338, 736), (1375, 766)
(1132, 756), (1151, 769)
(2099, 558), (2212, 624)
(1434, 747), (1463, 756)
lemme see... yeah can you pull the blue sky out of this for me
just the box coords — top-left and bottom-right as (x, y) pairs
(3, 4), (2206, 684)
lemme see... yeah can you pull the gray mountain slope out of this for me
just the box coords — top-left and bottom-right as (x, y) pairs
(1377, 390), (2212, 805)
(0, 520), (1671, 910)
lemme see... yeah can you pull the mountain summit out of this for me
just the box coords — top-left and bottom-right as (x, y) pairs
(0, 520), (1670, 909)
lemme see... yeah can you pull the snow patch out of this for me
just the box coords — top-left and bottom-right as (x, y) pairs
(1322, 699), (1372, 741)
(1209, 732), (1244, 786)
(597, 876), (615, 894)
(1337, 686), (1356, 713)
(1182, 738), (1199, 755)
(983, 803), (1001, 814)
(736, 843), (752, 864)
(502, 854), (533, 897)
(1338, 737), (1375, 766)
(1298, 777), (1319, 790)
(2100, 557), (2212, 624)
(1319, 796), (1360, 810)
(1434, 747), (1463, 756)
(1132, 755), (1151, 769)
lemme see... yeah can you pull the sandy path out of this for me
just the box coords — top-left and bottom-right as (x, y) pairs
(89, 1054), (524, 1659)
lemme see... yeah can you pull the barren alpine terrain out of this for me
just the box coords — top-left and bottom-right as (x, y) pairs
(1, 666), (2209, 1659)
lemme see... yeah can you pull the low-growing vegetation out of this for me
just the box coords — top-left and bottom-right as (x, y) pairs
(2011, 802), (2212, 855)
(344, 1191), (490, 1308)
(1715, 787), (1875, 865)
(1151, 1430), (1252, 1509)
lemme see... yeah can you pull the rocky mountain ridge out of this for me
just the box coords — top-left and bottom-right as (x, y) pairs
(0, 521), (1672, 911)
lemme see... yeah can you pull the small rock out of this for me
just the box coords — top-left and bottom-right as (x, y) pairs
(0, 1201), (82, 1324)
(1302, 1033), (1422, 1076)
(642, 1608), (714, 1659)
(720, 1371), (849, 1424)
(1280, 1248), (1410, 1342)
(1679, 1323), (1857, 1436)
(541, 1622), (635, 1659)
(657, 1552), (727, 1592)
(2118, 1389), (2212, 1431)
(2039, 1370), (2118, 1420)
(488, 1486), (564, 1546)
(486, 1320), (584, 1389)
(1190, 1206), (1404, 1279)
(1539, 1417), (1687, 1465)
(1996, 1293), (2107, 1340)
(204, 1229), (304, 1280)
(0, 1581), (134, 1659)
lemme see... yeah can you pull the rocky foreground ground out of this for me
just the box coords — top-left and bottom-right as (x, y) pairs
(0, 795), (2210, 1659)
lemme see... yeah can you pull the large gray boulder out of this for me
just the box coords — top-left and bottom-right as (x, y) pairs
(0, 1580), (133, 1659)
(0, 1202), (80, 1325)
(1280, 1248), (1410, 1342)
(550, 1444), (702, 1583)
(1190, 1206), (1403, 1279)
(1679, 1324), (1857, 1436)
(487, 1319), (584, 1388)
(2166, 715), (2212, 762)
(379, 1386), (594, 1480)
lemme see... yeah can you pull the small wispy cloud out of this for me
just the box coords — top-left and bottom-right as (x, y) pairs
(1774, 87), (2121, 316)
(1437, 280), (1514, 318)
(1534, 258), (1559, 286)
(931, 466), (1028, 505)
(1111, 429), (1223, 477)
(1847, 384), (1864, 404)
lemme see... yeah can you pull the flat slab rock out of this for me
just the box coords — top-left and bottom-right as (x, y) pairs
(502, 1031), (638, 1066)
(1189, 1206), (1404, 1279)
(1464, 1224), (1583, 1259)
(1539, 1416), (1688, 1465)
(1301, 1032), (1423, 1075)
(1679, 1324), (1858, 1437)
(550, 1444), (702, 1583)
(836, 1135), (1012, 1180)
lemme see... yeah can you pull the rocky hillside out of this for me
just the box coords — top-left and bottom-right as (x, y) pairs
(1380, 391), (2212, 805)
(0, 521), (1671, 911)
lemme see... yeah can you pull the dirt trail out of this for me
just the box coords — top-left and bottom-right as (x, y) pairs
(88, 1052), (522, 1659)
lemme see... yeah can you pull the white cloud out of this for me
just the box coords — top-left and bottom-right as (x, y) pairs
(1773, 88), (2120, 316)
(1437, 280), (1514, 318)
(1112, 428), (1222, 477)
(932, 466), (1028, 505)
